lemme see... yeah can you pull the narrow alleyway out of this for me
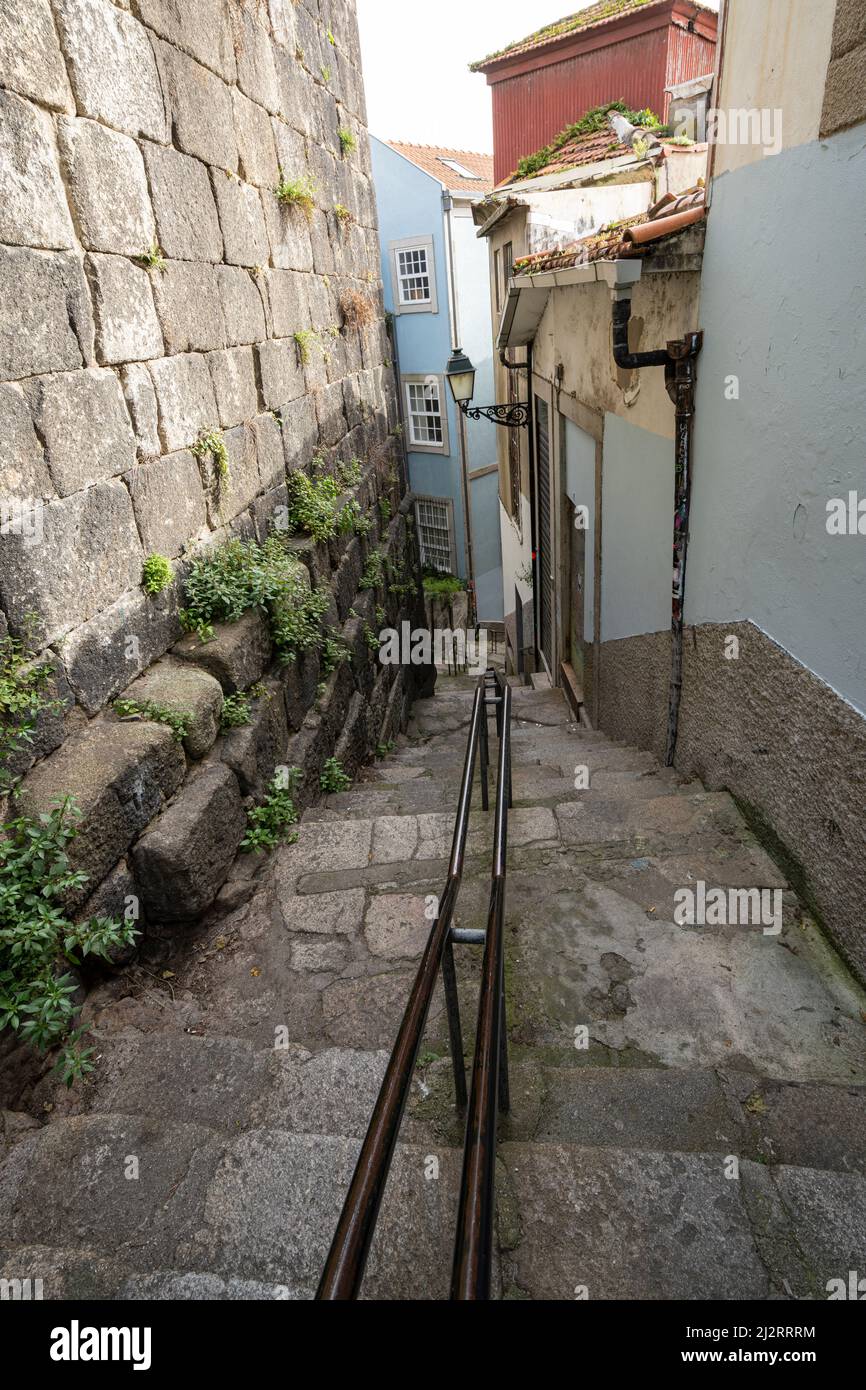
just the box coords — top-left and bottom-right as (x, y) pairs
(2, 669), (865, 1299)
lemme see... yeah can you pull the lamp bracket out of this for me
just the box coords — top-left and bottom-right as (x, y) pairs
(458, 401), (530, 428)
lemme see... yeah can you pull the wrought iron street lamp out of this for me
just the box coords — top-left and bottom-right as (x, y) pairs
(445, 348), (529, 428)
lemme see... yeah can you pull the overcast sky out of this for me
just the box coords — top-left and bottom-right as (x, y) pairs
(356, 0), (719, 153)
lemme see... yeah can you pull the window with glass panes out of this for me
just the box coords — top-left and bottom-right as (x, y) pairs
(396, 245), (431, 304)
(406, 380), (443, 446)
(415, 498), (453, 573)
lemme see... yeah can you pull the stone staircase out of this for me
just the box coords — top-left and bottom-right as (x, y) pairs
(2, 671), (865, 1300)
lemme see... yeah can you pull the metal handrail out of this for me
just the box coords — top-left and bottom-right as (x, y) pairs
(316, 668), (512, 1302)
(451, 676), (511, 1299)
(316, 681), (487, 1300)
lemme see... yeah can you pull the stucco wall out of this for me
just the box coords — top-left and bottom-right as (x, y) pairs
(713, 0), (837, 176)
(600, 413), (673, 644)
(689, 121), (866, 717)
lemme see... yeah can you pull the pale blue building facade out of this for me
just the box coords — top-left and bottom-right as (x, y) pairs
(370, 138), (503, 621)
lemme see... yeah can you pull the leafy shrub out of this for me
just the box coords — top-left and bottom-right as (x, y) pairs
(337, 126), (356, 155)
(241, 771), (301, 853)
(359, 549), (384, 590)
(0, 622), (60, 792)
(294, 329), (321, 365)
(320, 757), (351, 793)
(135, 243), (166, 272)
(219, 692), (251, 730)
(181, 532), (328, 663)
(338, 458), (363, 488)
(114, 698), (191, 743)
(0, 798), (138, 1083)
(275, 171), (316, 219)
(141, 554), (173, 595)
(285, 469), (341, 541)
(423, 572), (466, 597)
(321, 630), (351, 677)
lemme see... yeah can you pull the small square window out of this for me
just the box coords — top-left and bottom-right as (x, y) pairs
(406, 380), (444, 447)
(397, 246), (431, 305)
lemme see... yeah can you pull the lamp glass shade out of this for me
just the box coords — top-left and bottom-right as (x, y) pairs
(445, 348), (476, 405)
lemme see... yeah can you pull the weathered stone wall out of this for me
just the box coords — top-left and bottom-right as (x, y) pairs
(0, 1), (421, 925)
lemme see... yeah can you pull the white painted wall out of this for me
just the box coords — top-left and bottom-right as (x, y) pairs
(600, 413), (674, 643)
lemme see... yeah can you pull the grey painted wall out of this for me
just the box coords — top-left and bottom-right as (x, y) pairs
(601, 412), (674, 644)
(688, 123), (866, 716)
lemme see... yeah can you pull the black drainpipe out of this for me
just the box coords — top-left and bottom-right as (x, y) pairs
(610, 296), (703, 767)
(500, 344), (537, 674)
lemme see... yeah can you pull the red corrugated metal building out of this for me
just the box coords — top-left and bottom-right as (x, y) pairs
(471, 0), (718, 185)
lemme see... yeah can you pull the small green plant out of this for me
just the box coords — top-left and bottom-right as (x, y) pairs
(337, 498), (361, 536)
(192, 429), (229, 479)
(375, 605), (386, 627)
(334, 203), (353, 226)
(376, 740), (395, 759)
(141, 554), (172, 596)
(321, 630), (351, 677)
(294, 329), (321, 365)
(363, 624), (380, 652)
(219, 692), (251, 730)
(353, 510), (372, 538)
(337, 126), (356, 156)
(275, 171), (316, 220)
(390, 422), (404, 439)
(423, 572), (466, 598)
(286, 468), (341, 541)
(136, 243), (166, 273)
(359, 549), (384, 590)
(321, 64), (331, 83)
(378, 497), (392, 524)
(114, 698), (191, 744)
(0, 798), (138, 1083)
(327, 27), (336, 45)
(0, 620), (60, 791)
(241, 770), (301, 853)
(339, 458), (363, 488)
(320, 757), (351, 793)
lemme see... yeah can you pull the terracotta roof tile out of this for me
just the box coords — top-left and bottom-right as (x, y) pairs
(385, 142), (495, 194)
(512, 186), (705, 273)
(501, 126), (632, 185)
(471, 0), (715, 71)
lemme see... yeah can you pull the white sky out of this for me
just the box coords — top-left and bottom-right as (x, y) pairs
(356, 0), (719, 154)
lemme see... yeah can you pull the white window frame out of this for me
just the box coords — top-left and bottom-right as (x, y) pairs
(403, 374), (449, 454)
(389, 234), (438, 315)
(415, 495), (457, 575)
